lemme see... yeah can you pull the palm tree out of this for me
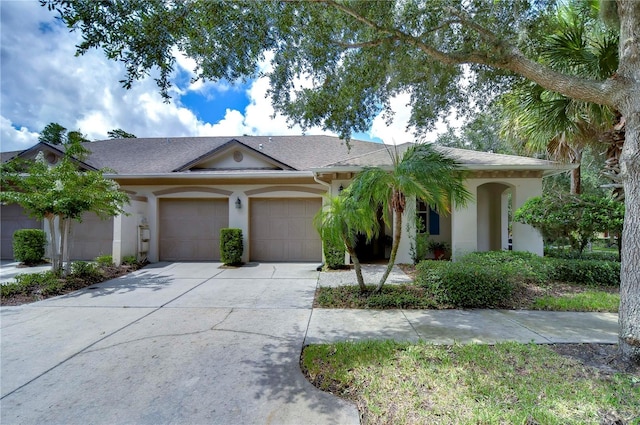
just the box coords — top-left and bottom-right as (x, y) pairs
(314, 191), (380, 292)
(499, 1), (619, 195)
(348, 143), (471, 292)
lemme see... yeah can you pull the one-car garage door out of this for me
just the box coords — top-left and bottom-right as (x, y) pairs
(159, 199), (229, 261)
(69, 213), (114, 260)
(0, 204), (41, 260)
(250, 198), (321, 262)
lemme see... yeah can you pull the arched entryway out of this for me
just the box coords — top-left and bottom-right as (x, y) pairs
(476, 182), (512, 252)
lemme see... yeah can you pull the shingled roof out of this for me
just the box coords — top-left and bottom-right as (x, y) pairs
(3, 136), (570, 175)
(78, 135), (383, 174)
(318, 142), (568, 175)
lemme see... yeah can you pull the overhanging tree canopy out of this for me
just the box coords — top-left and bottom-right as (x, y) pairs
(42, 0), (640, 362)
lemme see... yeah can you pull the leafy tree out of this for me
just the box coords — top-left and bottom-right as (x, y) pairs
(434, 107), (517, 155)
(348, 143), (470, 292)
(0, 140), (129, 275)
(499, 2), (619, 195)
(514, 193), (624, 255)
(314, 191), (379, 292)
(38, 122), (90, 145)
(107, 129), (137, 139)
(42, 0), (640, 362)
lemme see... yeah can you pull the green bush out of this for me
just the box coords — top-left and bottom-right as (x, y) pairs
(416, 252), (544, 308)
(12, 229), (46, 265)
(412, 233), (430, 264)
(1, 282), (26, 298)
(323, 238), (345, 269)
(95, 255), (114, 267)
(438, 262), (514, 308)
(122, 255), (138, 266)
(71, 261), (102, 280)
(220, 228), (243, 265)
(545, 249), (620, 262)
(13, 271), (62, 296)
(547, 258), (620, 286)
(458, 251), (548, 285)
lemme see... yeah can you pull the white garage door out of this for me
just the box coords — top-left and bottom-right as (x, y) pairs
(0, 204), (41, 260)
(69, 213), (114, 260)
(250, 198), (321, 262)
(159, 199), (229, 261)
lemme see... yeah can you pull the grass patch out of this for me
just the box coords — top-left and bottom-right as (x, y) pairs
(301, 341), (639, 425)
(531, 291), (620, 312)
(315, 285), (438, 309)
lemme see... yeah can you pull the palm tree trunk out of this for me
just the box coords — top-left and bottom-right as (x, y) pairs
(570, 148), (582, 195)
(345, 243), (367, 293)
(375, 208), (402, 292)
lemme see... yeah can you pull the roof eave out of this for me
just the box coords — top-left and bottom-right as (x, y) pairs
(105, 170), (315, 179)
(312, 163), (577, 176)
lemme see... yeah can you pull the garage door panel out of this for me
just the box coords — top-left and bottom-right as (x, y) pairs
(250, 198), (321, 262)
(69, 213), (113, 260)
(1, 205), (41, 259)
(159, 199), (228, 261)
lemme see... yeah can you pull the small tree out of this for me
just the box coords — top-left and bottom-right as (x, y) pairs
(0, 140), (129, 275)
(348, 144), (471, 292)
(514, 194), (624, 256)
(314, 191), (379, 292)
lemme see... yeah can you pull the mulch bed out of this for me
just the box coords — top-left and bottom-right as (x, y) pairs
(1, 264), (143, 306)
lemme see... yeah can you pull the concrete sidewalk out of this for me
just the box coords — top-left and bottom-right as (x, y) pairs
(311, 265), (618, 345)
(0, 262), (620, 425)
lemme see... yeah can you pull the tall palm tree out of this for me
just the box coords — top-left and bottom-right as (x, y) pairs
(348, 143), (471, 292)
(314, 191), (380, 292)
(500, 1), (619, 195)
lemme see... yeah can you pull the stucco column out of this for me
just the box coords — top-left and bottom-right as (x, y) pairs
(395, 198), (415, 264)
(451, 181), (478, 259)
(228, 192), (249, 263)
(511, 179), (544, 255)
(147, 195), (159, 262)
(112, 213), (123, 266)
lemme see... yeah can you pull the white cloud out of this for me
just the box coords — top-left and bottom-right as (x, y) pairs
(0, 117), (39, 151)
(0, 1), (457, 154)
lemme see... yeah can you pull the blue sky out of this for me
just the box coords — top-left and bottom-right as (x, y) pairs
(0, 1), (452, 153)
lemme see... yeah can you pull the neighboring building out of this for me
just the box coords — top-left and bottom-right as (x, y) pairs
(0, 136), (573, 264)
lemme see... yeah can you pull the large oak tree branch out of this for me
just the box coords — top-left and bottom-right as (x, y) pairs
(320, 0), (624, 109)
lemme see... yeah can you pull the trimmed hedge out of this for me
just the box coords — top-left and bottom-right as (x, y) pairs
(12, 229), (46, 265)
(546, 258), (620, 286)
(544, 249), (620, 262)
(323, 239), (345, 269)
(220, 228), (243, 265)
(417, 259), (515, 308)
(415, 251), (620, 309)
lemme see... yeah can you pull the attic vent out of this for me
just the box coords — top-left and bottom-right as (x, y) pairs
(259, 143), (263, 150)
(233, 150), (243, 162)
(44, 152), (58, 164)
(268, 137), (272, 143)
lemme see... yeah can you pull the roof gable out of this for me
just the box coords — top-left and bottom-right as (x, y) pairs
(8, 142), (97, 171)
(173, 139), (294, 172)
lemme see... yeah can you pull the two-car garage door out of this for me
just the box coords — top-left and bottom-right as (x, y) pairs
(250, 198), (321, 262)
(158, 197), (321, 262)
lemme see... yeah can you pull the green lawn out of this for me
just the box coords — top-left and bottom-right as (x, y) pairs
(302, 341), (639, 425)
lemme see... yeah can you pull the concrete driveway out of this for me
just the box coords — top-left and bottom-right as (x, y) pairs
(1, 262), (359, 425)
(1, 262), (619, 425)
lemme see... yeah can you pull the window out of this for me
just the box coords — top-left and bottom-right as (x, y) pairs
(416, 200), (440, 235)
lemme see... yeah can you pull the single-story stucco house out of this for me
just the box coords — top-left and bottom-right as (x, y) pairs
(0, 136), (572, 265)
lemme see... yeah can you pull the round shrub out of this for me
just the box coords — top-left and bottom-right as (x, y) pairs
(220, 228), (243, 265)
(12, 229), (46, 265)
(323, 238), (346, 269)
(547, 258), (620, 286)
(438, 262), (515, 308)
